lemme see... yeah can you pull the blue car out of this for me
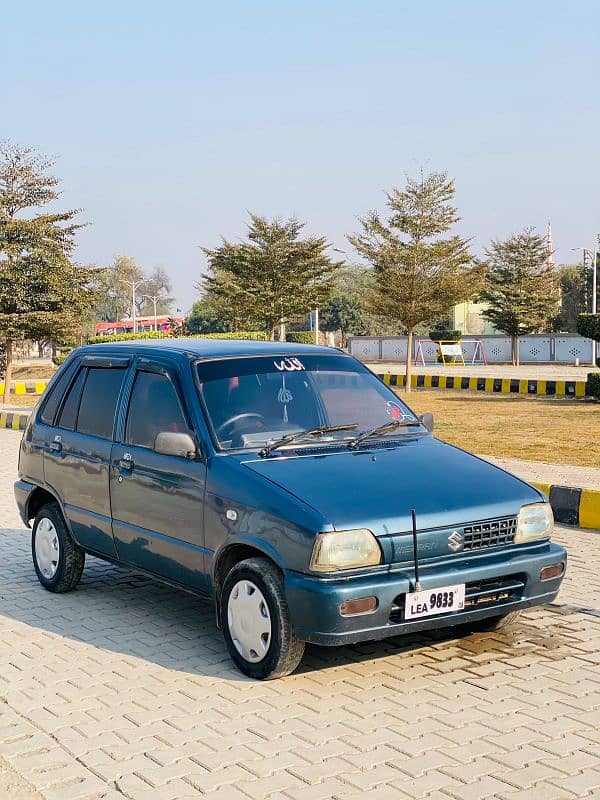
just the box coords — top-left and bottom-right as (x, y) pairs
(15, 339), (566, 679)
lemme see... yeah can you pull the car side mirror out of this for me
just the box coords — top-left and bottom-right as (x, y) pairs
(154, 431), (197, 459)
(419, 412), (434, 433)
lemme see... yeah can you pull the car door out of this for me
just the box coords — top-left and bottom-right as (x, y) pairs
(109, 360), (209, 593)
(43, 356), (130, 557)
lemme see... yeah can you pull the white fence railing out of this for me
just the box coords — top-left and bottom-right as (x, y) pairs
(347, 334), (594, 365)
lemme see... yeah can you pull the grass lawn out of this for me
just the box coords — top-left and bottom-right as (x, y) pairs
(3, 376), (599, 468)
(13, 365), (56, 380)
(401, 389), (600, 468)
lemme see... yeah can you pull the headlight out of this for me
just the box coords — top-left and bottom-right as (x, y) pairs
(310, 529), (382, 572)
(514, 502), (553, 544)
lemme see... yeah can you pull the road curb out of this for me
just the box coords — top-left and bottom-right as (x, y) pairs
(0, 411), (30, 431)
(0, 380), (48, 395)
(378, 372), (588, 397)
(531, 481), (600, 530)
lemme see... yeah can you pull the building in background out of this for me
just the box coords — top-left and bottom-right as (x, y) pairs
(450, 301), (496, 335)
(94, 316), (184, 336)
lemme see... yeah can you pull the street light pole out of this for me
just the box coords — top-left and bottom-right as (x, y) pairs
(119, 279), (147, 333)
(143, 294), (160, 331)
(573, 244), (598, 365)
(593, 237), (598, 366)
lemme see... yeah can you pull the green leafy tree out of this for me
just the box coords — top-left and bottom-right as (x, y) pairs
(348, 171), (482, 391)
(186, 298), (231, 333)
(320, 295), (369, 343)
(202, 214), (341, 339)
(139, 266), (174, 317)
(94, 255), (144, 321)
(0, 142), (96, 400)
(480, 229), (560, 364)
(553, 264), (589, 332)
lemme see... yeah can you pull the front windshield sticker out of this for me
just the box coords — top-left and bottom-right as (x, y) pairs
(274, 358), (305, 372)
(386, 401), (414, 422)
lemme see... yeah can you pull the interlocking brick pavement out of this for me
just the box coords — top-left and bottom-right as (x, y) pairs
(0, 429), (599, 800)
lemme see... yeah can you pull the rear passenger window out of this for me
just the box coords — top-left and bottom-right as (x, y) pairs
(40, 362), (77, 425)
(126, 371), (189, 449)
(57, 368), (87, 430)
(76, 368), (126, 439)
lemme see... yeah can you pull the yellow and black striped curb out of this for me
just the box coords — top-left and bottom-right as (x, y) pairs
(0, 380), (48, 396)
(531, 482), (600, 531)
(0, 411), (30, 430)
(379, 372), (588, 397)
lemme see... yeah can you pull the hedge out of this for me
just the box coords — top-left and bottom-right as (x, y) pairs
(577, 314), (600, 341)
(91, 331), (171, 343)
(90, 331), (268, 344)
(587, 373), (600, 399)
(52, 354), (70, 366)
(286, 331), (316, 344)
(429, 329), (462, 342)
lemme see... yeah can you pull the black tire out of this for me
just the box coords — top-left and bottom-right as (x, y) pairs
(220, 557), (305, 680)
(31, 502), (85, 593)
(469, 610), (522, 632)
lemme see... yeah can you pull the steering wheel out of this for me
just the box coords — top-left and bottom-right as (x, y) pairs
(216, 413), (266, 440)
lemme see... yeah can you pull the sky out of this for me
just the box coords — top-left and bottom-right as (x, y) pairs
(2, 0), (599, 312)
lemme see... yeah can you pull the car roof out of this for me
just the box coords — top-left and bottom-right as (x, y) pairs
(75, 337), (340, 360)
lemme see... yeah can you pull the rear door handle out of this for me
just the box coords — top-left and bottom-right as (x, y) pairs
(119, 453), (134, 471)
(50, 436), (62, 453)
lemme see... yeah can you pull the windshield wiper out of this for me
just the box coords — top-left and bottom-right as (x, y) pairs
(259, 423), (359, 458)
(347, 418), (421, 449)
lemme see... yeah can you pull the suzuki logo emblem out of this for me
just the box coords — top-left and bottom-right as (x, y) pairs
(448, 530), (463, 551)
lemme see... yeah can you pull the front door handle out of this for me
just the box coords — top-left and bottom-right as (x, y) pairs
(119, 453), (134, 471)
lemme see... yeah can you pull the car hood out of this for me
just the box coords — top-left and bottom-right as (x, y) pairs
(240, 435), (542, 534)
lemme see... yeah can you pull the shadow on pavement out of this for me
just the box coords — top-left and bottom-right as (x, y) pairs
(0, 528), (578, 682)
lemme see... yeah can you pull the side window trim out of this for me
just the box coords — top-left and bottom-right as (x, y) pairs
(55, 366), (89, 431)
(37, 359), (78, 426)
(124, 365), (194, 450)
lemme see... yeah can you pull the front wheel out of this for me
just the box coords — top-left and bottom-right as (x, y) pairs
(32, 503), (85, 593)
(220, 557), (305, 680)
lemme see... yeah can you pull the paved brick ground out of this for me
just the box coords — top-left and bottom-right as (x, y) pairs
(0, 429), (599, 800)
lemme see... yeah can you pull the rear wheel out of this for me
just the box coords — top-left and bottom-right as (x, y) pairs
(32, 503), (85, 593)
(220, 557), (305, 680)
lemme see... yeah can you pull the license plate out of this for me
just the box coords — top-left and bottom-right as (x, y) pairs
(404, 583), (465, 620)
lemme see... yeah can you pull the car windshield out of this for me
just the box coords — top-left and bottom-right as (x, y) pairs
(196, 354), (421, 451)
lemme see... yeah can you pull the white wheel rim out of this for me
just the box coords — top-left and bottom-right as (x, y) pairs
(35, 518), (60, 579)
(227, 579), (272, 663)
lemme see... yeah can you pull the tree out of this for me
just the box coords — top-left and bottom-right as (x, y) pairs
(553, 264), (589, 332)
(480, 229), (560, 365)
(202, 214), (341, 339)
(0, 142), (96, 400)
(348, 171), (482, 391)
(320, 295), (369, 342)
(139, 266), (174, 317)
(186, 299), (231, 333)
(93, 255), (144, 321)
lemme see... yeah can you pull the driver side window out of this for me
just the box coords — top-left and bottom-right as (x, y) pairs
(125, 370), (190, 450)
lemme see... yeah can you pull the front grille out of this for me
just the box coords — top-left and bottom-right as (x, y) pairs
(463, 574), (525, 609)
(463, 516), (517, 550)
(389, 573), (525, 623)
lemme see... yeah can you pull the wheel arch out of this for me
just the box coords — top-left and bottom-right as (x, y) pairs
(212, 540), (283, 627)
(26, 485), (62, 524)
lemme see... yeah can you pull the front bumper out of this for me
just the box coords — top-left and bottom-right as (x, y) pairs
(285, 541), (566, 645)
